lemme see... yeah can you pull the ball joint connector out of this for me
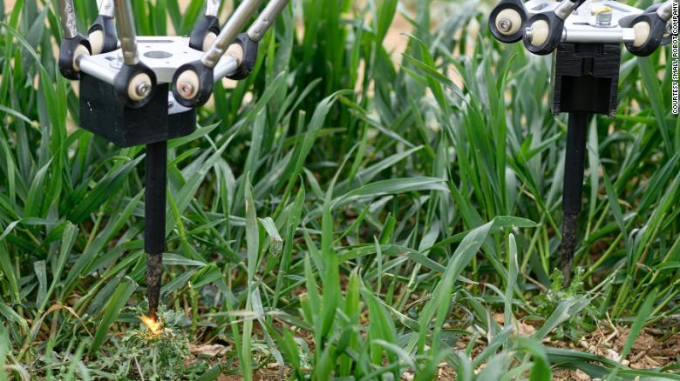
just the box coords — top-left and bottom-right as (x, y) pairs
(57, 0), (91, 80)
(625, 2), (675, 56)
(488, 0), (529, 43)
(488, 0), (675, 283)
(189, 0), (221, 51)
(56, 0), (290, 320)
(522, 0), (582, 55)
(87, 0), (118, 55)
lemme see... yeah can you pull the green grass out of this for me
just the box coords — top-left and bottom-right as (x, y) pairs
(1, 0), (679, 379)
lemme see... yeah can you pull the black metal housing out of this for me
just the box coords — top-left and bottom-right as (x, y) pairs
(80, 74), (196, 147)
(551, 43), (621, 117)
(551, 43), (621, 282)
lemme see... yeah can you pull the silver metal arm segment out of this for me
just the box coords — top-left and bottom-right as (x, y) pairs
(213, 56), (240, 82)
(247, 0), (290, 42)
(58, 0), (79, 39)
(212, 0), (290, 80)
(657, 0), (675, 21)
(114, 0), (139, 66)
(97, 0), (115, 18)
(554, 0), (578, 20)
(200, 0), (265, 69)
(205, 0), (221, 17)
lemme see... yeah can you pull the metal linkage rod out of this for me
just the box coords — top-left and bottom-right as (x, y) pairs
(247, 0), (290, 43)
(212, 56), (240, 82)
(56, 0), (91, 80)
(145, 141), (167, 321)
(560, 111), (589, 284)
(98, 0), (115, 18)
(201, 0), (265, 69)
(212, 0), (289, 80)
(553, 0), (580, 21)
(205, 0), (220, 17)
(57, 0), (78, 39)
(114, 0), (139, 66)
(657, 0), (675, 21)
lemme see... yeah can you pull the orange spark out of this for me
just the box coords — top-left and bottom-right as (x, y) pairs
(140, 315), (163, 336)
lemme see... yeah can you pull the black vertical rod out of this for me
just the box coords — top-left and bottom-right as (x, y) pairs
(145, 141), (167, 321)
(560, 111), (589, 284)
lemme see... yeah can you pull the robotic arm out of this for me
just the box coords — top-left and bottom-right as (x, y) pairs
(55, 0), (291, 321)
(57, 0), (290, 106)
(489, 0), (675, 55)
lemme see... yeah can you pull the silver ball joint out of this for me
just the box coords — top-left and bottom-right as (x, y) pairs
(127, 73), (153, 102)
(178, 82), (195, 98)
(498, 18), (513, 33)
(136, 82), (151, 98)
(175, 70), (200, 100)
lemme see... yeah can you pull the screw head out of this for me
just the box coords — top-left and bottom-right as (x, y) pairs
(136, 82), (151, 97)
(525, 27), (534, 42)
(178, 82), (195, 98)
(498, 18), (513, 33)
